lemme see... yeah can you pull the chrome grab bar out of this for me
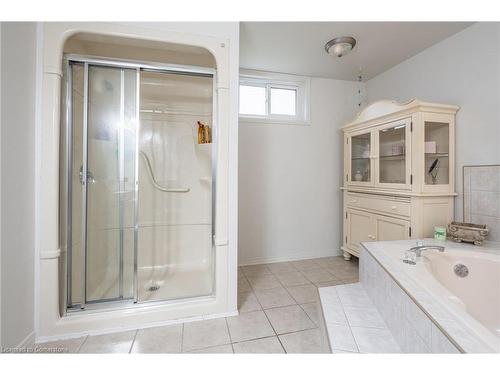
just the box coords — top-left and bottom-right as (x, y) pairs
(409, 245), (445, 257)
(139, 151), (190, 193)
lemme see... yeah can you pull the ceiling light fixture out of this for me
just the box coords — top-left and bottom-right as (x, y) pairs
(324, 36), (357, 58)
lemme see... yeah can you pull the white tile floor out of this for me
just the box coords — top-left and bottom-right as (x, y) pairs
(36, 256), (359, 354)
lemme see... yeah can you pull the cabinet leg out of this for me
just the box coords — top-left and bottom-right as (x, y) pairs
(343, 251), (352, 261)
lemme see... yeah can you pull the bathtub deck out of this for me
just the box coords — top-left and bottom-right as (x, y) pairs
(360, 239), (499, 353)
(319, 283), (401, 353)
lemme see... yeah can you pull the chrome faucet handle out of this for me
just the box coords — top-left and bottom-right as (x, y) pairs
(409, 245), (445, 257)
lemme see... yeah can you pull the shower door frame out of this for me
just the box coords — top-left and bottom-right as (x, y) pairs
(62, 54), (217, 313)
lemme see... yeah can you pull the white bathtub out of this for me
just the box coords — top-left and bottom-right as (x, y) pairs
(424, 249), (500, 341)
(360, 239), (500, 353)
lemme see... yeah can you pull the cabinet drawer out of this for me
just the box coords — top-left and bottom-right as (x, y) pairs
(346, 192), (410, 217)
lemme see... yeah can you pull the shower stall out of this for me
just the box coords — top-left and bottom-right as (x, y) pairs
(61, 54), (216, 312)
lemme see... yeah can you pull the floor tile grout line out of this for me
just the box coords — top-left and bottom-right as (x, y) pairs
(269, 263), (299, 275)
(297, 302), (319, 329)
(233, 277), (284, 350)
(232, 326), (328, 353)
(261, 308), (287, 353)
(268, 265), (314, 306)
(277, 326), (328, 353)
(76, 335), (89, 353)
(184, 342), (234, 353)
(276, 325), (321, 338)
(231, 333), (278, 345)
(245, 265), (301, 312)
(248, 279), (287, 352)
(332, 348), (359, 354)
(128, 329), (139, 354)
(180, 323), (185, 353)
(336, 286), (361, 353)
(275, 334), (287, 354)
(284, 284), (318, 305)
(241, 263), (272, 279)
(299, 267), (342, 284)
(224, 316), (234, 346)
(247, 272), (266, 309)
(263, 301), (297, 310)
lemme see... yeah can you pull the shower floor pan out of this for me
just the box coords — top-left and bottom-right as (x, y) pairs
(137, 264), (214, 303)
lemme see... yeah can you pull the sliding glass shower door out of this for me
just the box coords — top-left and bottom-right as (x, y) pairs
(67, 62), (138, 308)
(63, 55), (215, 312)
(85, 65), (138, 303)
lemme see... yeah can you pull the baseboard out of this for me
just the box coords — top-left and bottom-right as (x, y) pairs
(239, 249), (342, 266)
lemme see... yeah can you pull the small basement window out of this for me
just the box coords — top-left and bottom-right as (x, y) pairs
(239, 71), (310, 124)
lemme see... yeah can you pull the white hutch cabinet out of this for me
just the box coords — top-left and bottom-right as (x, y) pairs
(341, 100), (458, 260)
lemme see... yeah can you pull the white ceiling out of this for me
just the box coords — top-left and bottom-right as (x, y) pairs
(240, 22), (473, 81)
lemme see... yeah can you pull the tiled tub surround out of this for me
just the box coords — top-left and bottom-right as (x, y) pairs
(318, 283), (401, 353)
(360, 239), (500, 353)
(463, 165), (500, 242)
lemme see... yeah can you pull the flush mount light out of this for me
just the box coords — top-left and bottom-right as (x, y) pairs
(324, 36), (357, 58)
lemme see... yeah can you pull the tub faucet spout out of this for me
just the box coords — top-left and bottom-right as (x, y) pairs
(409, 245), (445, 257)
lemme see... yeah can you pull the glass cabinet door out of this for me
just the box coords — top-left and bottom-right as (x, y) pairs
(377, 120), (410, 188)
(424, 121), (450, 186)
(350, 132), (372, 184)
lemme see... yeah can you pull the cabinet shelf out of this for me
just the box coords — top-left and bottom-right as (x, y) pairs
(379, 154), (406, 160)
(425, 152), (449, 158)
(352, 156), (370, 161)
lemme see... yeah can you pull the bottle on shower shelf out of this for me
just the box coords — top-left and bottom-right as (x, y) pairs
(197, 121), (212, 144)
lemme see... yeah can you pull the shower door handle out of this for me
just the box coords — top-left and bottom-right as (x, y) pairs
(79, 166), (95, 185)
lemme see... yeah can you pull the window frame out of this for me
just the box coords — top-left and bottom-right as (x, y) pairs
(239, 70), (310, 125)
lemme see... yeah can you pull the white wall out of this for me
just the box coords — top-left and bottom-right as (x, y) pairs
(1, 22), (38, 348)
(366, 23), (500, 221)
(238, 76), (360, 265)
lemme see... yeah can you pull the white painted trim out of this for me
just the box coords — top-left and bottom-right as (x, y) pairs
(240, 68), (311, 83)
(0, 22), (3, 348)
(34, 24), (44, 341)
(239, 117), (311, 126)
(36, 309), (239, 343)
(238, 249), (342, 266)
(213, 236), (228, 246)
(37, 22), (237, 339)
(239, 68), (311, 124)
(39, 249), (61, 260)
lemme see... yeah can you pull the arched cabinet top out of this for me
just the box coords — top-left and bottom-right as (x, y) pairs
(343, 99), (459, 130)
